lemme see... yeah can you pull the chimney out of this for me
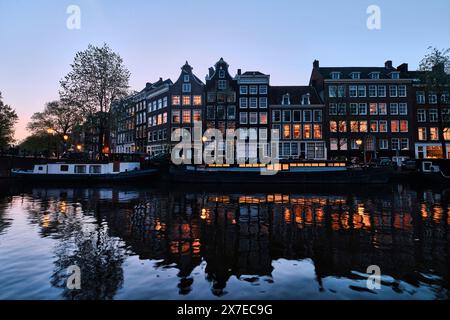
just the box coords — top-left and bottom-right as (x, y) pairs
(145, 82), (152, 89)
(385, 60), (393, 69)
(397, 63), (408, 72)
(313, 60), (320, 69)
(208, 67), (214, 77)
(237, 69), (242, 76)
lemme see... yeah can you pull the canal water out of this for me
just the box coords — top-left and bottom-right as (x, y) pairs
(0, 182), (449, 300)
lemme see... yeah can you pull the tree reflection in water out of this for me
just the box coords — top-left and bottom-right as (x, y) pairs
(19, 185), (450, 299)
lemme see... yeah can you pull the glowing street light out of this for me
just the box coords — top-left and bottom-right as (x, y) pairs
(356, 139), (363, 146)
(47, 128), (55, 135)
(63, 135), (69, 141)
(76, 144), (82, 151)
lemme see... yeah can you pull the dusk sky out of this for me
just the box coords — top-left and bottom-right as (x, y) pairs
(1, 0), (449, 141)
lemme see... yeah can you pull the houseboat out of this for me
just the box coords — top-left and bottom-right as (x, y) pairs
(169, 161), (394, 184)
(11, 161), (159, 184)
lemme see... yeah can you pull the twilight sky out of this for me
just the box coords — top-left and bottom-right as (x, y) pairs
(1, 0), (449, 142)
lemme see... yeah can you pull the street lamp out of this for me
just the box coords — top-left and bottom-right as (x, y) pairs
(76, 144), (82, 152)
(355, 138), (364, 165)
(47, 128), (54, 158)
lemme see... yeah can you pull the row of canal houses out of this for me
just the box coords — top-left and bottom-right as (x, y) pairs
(111, 58), (450, 163)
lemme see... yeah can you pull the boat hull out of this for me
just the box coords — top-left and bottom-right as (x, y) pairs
(169, 166), (394, 184)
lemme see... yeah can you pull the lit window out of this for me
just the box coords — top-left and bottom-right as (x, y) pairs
(314, 124), (322, 139)
(293, 124), (301, 139)
(418, 128), (427, 141)
(260, 112), (268, 125)
(430, 127), (439, 140)
(182, 96), (191, 106)
(379, 120), (388, 132)
(359, 121), (368, 133)
(193, 110), (201, 122)
(370, 121), (378, 132)
(172, 95), (181, 105)
(369, 103), (378, 115)
(303, 124), (312, 139)
(193, 95), (202, 106)
(391, 120), (399, 133)
(330, 121), (337, 133)
(283, 124), (291, 139)
(182, 110), (191, 123)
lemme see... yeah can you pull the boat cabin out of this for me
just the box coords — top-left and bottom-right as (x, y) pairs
(32, 162), (140, 175)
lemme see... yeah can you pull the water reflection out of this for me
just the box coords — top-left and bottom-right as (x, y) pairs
(0, 184), (449, 299)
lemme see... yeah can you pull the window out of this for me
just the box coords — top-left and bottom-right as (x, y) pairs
(369, 103), (378, 115)
(227, 105), (236, 120)
(182, 83), (191, 93)
(399, 103), (407, 115)
(417, 109), (426, 122)
(302, 94), (311, 105)
(314, 125), (322, 139)
(330, 121), (337, 132)
(330, 138), (338, 151)
(75, 165), (86, 174)
(219, 70), (225, 78)
(443, 108), (450, 122)
(180, 110), (190, 124)
(337, 103), (346, 115)
(378, 86), (386, 97)
(240, 112), (248, 124)
(350, 103), (358, 115)
(283, 124), (291, 139)
(249, 86), (258, 95)
(239, 98), (248, 108)
(398, 85), (407, 97)
(400, 138), (409, 150)
(430, 127), (439, 140)
(282, 94), (290, 105)
(358, 85), (366, 97)
(400, 120), (408, 132)
(391, 120), (399, 132)
(369, 85), (377, 97)
(249, 112), (258, 124)
(217, 106), (225, 119)
(331, 72), (341, 80)
(172, 95), (181, 105)
(359, 121), (368, 133)
(339, 121), (347, 132)
(293, 110), (301, 122)
(351, 72), (360, 79)
(390, 103), (399, 115)
(240, 86), (248, 95)
(429, 109), (438, 122)
(184, 75), (190, 82)
(313, 110), (322, 122)
(163, 112), (168, 124)
(370, 121), (378, 132)
(350, 121), (359, 132)
(329, 103), (337, 115)
(328, 86), (337, 98)
(379, 139), (388, 150)
(378, 103), (387, 115)
(259, 97), (268, 108)
(260, 112), (268, 124)
(418, 128), (427, 141)
(182, 95), (191, 106)
(283, 110), (291, 122)
(391, 138), (400, 150)
(444, 128), (450, 140)
(370, 72), (380, 80)
(207, 92), (216, 103)
(379, 120), (388, 132)
(90, 165), (101, 174)
(389, 85), (398, 97)
(303, 124), (312, 139)
(60, 165), (69, 172)
(207, 106), (215, 120)
(272, 110), (281, 122)
(193, 95), (202, 106)
(249, 97), (258, 108)
(158, 99), (163, 109)
(303, 110), (312, 122)
(442, 92), (449, 104)
(163, 97), (168, 108)
(293, 124), (301, 139)
(391, 72), (400, 79)
(416, 91), (425, 104)
(259, 85), (268, 94)
(429, 92), (438, 104)
(358, 103), (367, 115)
(338, 85), (346, 98)
(193, 110), (201, 122)
(218, 80), (227, 90)
(349, 85), (357, 97)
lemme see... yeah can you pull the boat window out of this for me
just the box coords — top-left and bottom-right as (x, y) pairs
(74, 165), (86, 174)
(60, 165), (69, 172)
(89, 165), (102, 174)
(38, 166), (43, 171)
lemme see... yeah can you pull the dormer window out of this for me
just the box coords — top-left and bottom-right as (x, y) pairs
(370, 72), (380, 80)
(184, 75), (190, 82)
(350, 72), (361, 80)
(219, 70), (225, 78)
(331, 72), (341, 80)
(391, 72), (400, 80)
(302, 94), (311, 105)
(282, 94), (290, 105)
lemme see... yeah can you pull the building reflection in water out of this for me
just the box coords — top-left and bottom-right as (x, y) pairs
(24, 185), (450, 299)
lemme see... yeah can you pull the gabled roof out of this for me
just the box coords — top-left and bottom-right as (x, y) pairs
(269, 86), (322, 105)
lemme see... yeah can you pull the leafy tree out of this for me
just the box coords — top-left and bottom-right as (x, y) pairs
(27, 100), (83, 137)
(59, 43), (130, 157)
(418, 47), (450, 158)
(19, 133), (56, 156)
(0, 91), (18, 150)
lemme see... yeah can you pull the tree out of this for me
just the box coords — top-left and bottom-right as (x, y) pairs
(27, 100), (83, 136)
(418, 47), (450, 158)
(19, 133), (56, 156)
(0, 91), (18, 150)
(59, 43), (130, 157)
